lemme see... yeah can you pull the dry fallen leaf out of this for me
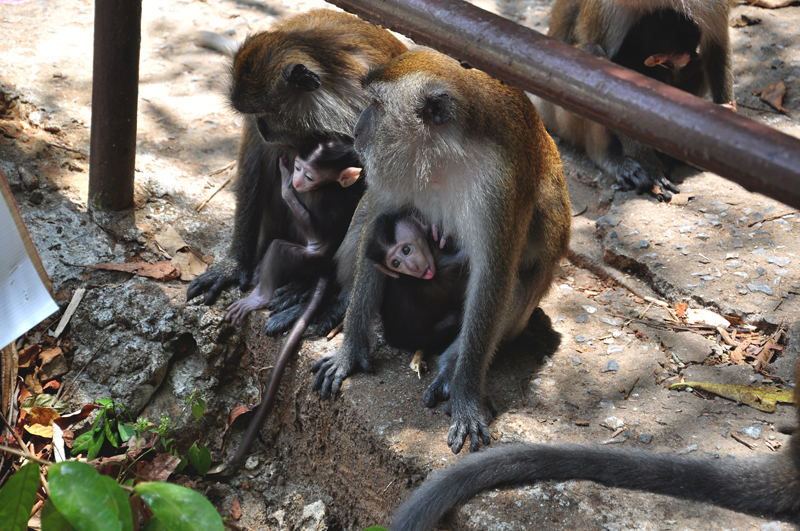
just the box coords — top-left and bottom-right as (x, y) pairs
(671, 381), (794, 412)
(171, 250), (208, 281)
(85, 261), (181, 281)
(139, 453), (182, 482)
(686, 308), (730, 328)
(231, 496), (242, 520)
(24, 406), (61, 438)
(675, 302), (688, 318)
(760, 81), (790, 115)
(155, 225), (189, 256)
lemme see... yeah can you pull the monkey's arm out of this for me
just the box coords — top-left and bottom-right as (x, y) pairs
(389, 442), (800, 531)
(311, 194), (384, 397)
(279, 160), (318, 244)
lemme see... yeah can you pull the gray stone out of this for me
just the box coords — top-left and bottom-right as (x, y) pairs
(639, 434), (652, 444)
(747, 281), (774, 295)
(741, 425), (761, 439)
(654, 330), (713, 364)
(601, 361), (619, 373)
(574, 314), (589, 323)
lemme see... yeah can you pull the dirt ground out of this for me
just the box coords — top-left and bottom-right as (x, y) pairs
(2, 0), (800, 530)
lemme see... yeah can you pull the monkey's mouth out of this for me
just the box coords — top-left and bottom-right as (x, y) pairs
(422, 268), (434, 280)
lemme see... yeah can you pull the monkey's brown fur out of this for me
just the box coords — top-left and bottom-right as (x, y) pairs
(187, 10), (406, 313)
(312, 50), (571, 455)
(537, 0), (735, 201)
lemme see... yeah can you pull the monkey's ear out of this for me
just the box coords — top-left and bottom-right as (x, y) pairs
(285, 63), (321, 92)
(374, 263), (400, 278)
(338, 167), (362, 188)
(644, 54), (669, 67)
(421, 93), (453, 126)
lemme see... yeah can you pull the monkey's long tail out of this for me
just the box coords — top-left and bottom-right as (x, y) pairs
(227, 276), (329, 469)
(389, 442), (799, 531)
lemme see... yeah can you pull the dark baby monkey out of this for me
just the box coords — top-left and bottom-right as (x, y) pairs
(365, 209), (467, 356)
(225, 133), (363, 327)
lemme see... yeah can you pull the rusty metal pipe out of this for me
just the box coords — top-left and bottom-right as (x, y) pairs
(326, 0), (800, 210)
(88, 0), (142, 211)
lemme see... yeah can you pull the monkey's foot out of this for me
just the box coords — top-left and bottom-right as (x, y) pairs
(310, 348), (374, 399)
(187, 259), (252, 305)
(268, 281), (313, 312)
(615, 158), (679, 202)
(225, 292), (270, 327)
(423, 372), (451, 408)
(444, 397), (493, 454)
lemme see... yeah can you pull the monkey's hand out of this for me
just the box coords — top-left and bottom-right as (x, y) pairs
(431, 224), (448, 249)
(187, 258), (252, 305)
(616, 157), (679, 202)
(310, 343), (374, 399)
(444, 393), (496, 454)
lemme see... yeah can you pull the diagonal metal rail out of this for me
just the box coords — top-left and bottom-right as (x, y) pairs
(326, 0), (800, 210)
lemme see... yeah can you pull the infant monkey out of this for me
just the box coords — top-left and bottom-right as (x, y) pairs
(225, 134), (363, 326)
(366, 210), (468, 357)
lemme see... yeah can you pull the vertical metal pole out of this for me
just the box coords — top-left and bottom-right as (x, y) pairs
(88, 0), (142, 211)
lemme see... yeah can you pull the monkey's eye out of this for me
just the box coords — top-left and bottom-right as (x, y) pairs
(305, 173), (314, 182)
(402, 245), (411, 255)
(391, 259), (400, 268)
(295, 162), (301, 171)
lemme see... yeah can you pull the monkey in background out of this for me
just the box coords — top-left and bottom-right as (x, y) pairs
(187, 10), (407, 334)
(388, 361), (800, 531)
(311, 49), (572, 454)
(365, 209), (468, 356)
(225, 133), (363, 327)
(536, 0), (736, 201)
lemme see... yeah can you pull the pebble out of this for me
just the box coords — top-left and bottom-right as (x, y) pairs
(596, 215), (621, 229)
(741, 425), (761, 439)
(676, 444), (698, 455)
(18, 166), (39, 190)
(756, 267), (766, 277)
(606, 346), (624, 356)
(725, 260), (741, 268)
(633, 240), (649, 249)
(28, 190), (44, 205)
(601, 318), (621, 326)
(767, 256), (791, 267)
(747, 281), (774, 295)
(575, 334), (594, 343)
(569, 355), (582, 365)
(582, 305), (597, 314)
(639, 434), (653, 444)
(574, 314), (589, 323)
(601, 361), (619, 373)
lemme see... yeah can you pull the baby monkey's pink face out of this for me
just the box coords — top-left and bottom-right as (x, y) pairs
(385, 219), (436, 279)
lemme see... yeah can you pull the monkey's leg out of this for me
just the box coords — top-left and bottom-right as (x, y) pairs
(423, 339), (458, 408)
(311, 196), (384, 398)
(188, 122), (290, 304)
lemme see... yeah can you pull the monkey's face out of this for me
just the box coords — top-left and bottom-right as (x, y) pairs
(385, 219), (436, 280)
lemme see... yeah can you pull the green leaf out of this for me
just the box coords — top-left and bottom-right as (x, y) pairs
(41, 499), (71, 531)
(118, 424), (136, 443)
(187, 444), (212, 476)
(105, 418), (120, 448)
(136, 482), (224, 531)
(48, 461), (131, 531)
(174, 457), (188, 474)
(20, 394), (69, 414)
(142, 517), (169, 531)
(97, 398), (114, 408)
(364, 527), (390, 531)
(87, 429), (106, 460)
(0, 462), (40, 531)
(191, 403), (204, 421)
(72, 431), (93, 453)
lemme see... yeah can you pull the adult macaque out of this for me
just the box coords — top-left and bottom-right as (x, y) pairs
(537, 0), (735, 201)
(187, 9), (406, 319)
(388, 362), (800, 531)
(365, 209), (467, 356)
(311, 49), (572, 454)
(225, 134), (363, 327)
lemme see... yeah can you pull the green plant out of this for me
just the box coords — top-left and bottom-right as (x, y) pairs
(71, 398), (134, 460)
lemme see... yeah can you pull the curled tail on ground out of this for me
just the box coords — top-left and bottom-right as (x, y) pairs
(389, 439), (800, 531)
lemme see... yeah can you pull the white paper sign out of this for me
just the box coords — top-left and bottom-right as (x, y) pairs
(0, 170), (58, 349)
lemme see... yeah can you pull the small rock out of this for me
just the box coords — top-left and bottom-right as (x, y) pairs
(756, 267), (766, 277)
(569, 355), (582, 366)
(602, 416), (624, 429)
(639, 434), (653, 444)
(606, 346), (623, 355)
(575, 334), (594, 343)
(28, 190), (44, 205)
(747, 281), (774, 295)
(596, 215), (620, 230)
(18, 166), (40, 190)
(574, 314), (589, 323)
(725, 260), (741, 268)
(582, 305), (597, 314)
(676, 444), (698, 455)
(601, 361), (619, 373)
(601, 318), (621, 326)
(741, 425), (761, 440)
(761, 523), (783, 531)
(633, 240), (649, 249)
(244, 456), (259, 470)
(767, 256), (791, 267)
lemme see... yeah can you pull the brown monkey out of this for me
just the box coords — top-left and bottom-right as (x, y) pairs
(225, 133), (363, 327)
(187, 9), (406, 324)
(388, 363), (800, 531)
(365, 208), (468, 356)
(537, 0), (735, 201)
(311, 49), (572, 454)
